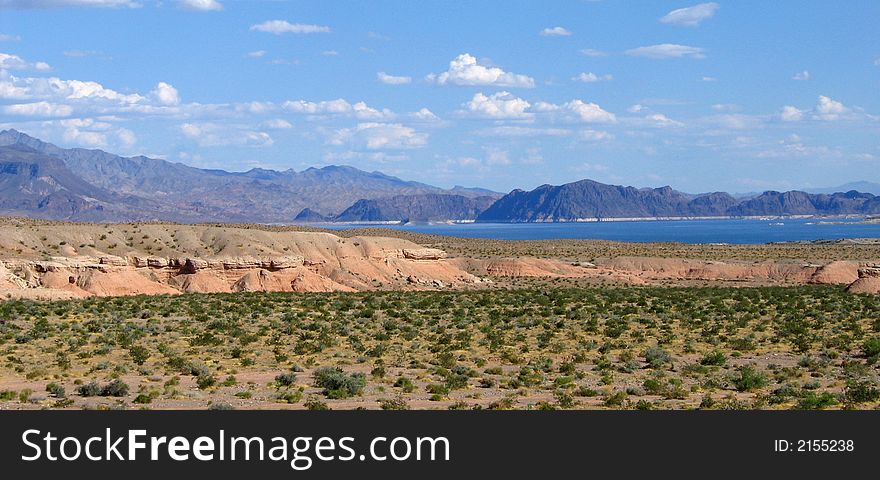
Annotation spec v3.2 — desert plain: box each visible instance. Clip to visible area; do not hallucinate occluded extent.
[0,217,878,410]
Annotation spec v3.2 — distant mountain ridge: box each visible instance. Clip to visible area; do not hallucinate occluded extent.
[477,179,880,222]
[332,194,498,222]
[1,129,877,224]
[805,181,880,196]
[0,129,498,222]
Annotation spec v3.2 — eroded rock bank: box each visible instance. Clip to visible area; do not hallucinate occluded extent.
[846,266,880,294]
[0,223,876,299]
[0,230,486,299]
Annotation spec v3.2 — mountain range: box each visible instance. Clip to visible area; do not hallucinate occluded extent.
[0,129,877,224]
[476,180,880,222]
[0,129,496,222]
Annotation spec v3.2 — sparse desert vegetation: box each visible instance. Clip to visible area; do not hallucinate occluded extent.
[1,285,879,410]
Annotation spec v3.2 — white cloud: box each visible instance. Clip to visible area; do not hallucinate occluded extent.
[331,122,427,150]
[562,99,616,123]
[627,104,644,113]
[0,52,50,70]
[150,81,180,106]
[579,48,607,57]
[283,98,393,120]
[523,148,544,165]
[573,72,613,83]
[178,0,222,11]
[792,70,810,81]
[875,58,880,66]
[540,26,571,37]
[464,91,531,119]
[54,78,143,102]
[321,50,339,56]
[532,101,560,112]
[780,105,804,121]
[250,20,331,35]
[455,156,481,168]
[117,127,136,147]
[0,74,144,104]
[62,126,106,147]
[350,102,392,120]
[0,53,27,69]
[478,126,571,137]
[580,130,612,142]
[247,50,267,58]
[659,3,719,26]
[485,147,511,165]
[708,114,762,130]
[2,101,72,117]
[756,142,843,160]
[645,113,684,127]
[236,101,275,114]
[427,53,535,88]
[283,98,352,114]
[377,72,411,85]
[63,49,102,58]
[712,103,740,112]
[625,44,706,59]
[260,118,292,130]
[180,123,201,137]
[575,162,610,173]
[0,33,21,42]
[701,76,717,81]
[0,0,141,7]
[411,107,439,121]
[267,58,298,66]
[180,122,273,147]
[813,95,848,120]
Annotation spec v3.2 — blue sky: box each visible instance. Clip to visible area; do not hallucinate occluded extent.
[1,0,878,193]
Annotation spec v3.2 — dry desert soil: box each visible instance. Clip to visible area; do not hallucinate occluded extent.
[0,217,878,410]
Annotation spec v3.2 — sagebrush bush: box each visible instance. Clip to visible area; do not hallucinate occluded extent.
[644,346,672,369]
[731,365,768,392]
[275,372,297,387]
[313,367,366,399]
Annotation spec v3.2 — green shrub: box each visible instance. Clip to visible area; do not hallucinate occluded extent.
[554,390,575,408]
[576,386,599,397]
[699,351,727,366]
[378,396,410,410]
[425,384,449,395]
[304,397,330,410]
[844,379,880,404]
[863,337,880,361]
[196,374,216,390]
[393,376,415,393]
[797,391,837,410]
[128,345,150,366]
[275,390,303,404]
[731,365,768,392]
[76,382,102,397]
[644,346,672,369]
[46,383,65,398]
[603,391,627,407]
[274,372,297,387]
[313,367,366,399]
[133,394,152,404]
[101,379,129,397]
[19,388,32,403]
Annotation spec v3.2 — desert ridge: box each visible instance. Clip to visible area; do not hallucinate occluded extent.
[0,225,487,299]
[0,221,877,299]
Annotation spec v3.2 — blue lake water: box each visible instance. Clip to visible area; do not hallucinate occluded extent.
[317,219,880,244]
